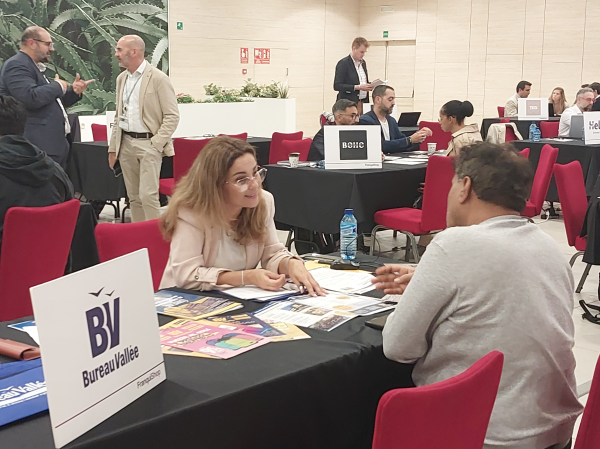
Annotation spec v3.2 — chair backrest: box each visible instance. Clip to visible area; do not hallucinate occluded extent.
[419,121,452,151]
[91,123,108,141]
[554,161,588,248]
[319,113,329,127]
[529,144,559,215]
[540,121,560,138]
[218,133,248,141]
[574,355,600,449]
[269,131,303,164]
[498,106,505,117]
[421,155,456,232]
[372,351,504,449]
[505,124,519,142]
[172,138,212,181]
[281,138,312,162]
[0,200,80,321]
[95,220,170,291]
[520,147,530,159]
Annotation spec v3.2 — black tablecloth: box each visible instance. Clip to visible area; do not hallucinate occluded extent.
[0,253,413,449]
[481,117,561,140]
[511,139,600,202]
[70,202,100,272]
[265,162,427,234]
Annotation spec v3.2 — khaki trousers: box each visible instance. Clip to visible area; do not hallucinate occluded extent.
[119,135,163,223]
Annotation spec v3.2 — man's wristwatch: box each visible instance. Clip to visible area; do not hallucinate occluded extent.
[407,136,412,145]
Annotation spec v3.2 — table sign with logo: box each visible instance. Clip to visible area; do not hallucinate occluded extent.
[324,125,382,169]
[584,111,600,145]
[518,98,549,120]
[30,249,165,448]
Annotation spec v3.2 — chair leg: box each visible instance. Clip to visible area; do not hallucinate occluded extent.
[370,225,388,256]
[569,251,584,267]
[576,264,592,293]
[405,231,420,263]
[404,235,411,262]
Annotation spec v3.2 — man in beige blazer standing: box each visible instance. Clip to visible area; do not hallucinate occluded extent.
[108,35,179,222]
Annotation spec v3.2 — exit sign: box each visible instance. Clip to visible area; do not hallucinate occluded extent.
[383,31,388,38]
[176,22,183,30]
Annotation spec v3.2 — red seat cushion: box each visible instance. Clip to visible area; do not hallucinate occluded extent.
[521,201,536,218]
[374,208,424,235]
[159,178,175,197]
[575,235,587,252]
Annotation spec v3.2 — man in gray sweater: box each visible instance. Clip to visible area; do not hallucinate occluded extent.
[372,142,582,449]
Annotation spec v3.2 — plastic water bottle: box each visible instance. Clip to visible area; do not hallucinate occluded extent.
[340,209,357,260]
[532,124,541,142]
[529,123,536,140]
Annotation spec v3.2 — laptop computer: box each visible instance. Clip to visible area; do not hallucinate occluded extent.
[569,114,584,139]
[397,112,421,127]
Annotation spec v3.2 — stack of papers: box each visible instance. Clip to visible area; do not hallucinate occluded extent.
[308,267,376,294]
[154,290,242,320]
[222,284,300,302]
[295,292,395,316]
[255,301,355,332]
[386,159,427,165]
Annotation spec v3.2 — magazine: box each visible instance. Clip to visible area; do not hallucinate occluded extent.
[154,290,242,320]
[255,301,355,332]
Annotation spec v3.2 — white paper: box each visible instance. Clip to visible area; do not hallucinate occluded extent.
[308,267,376,294]
[255,301,355,331]
[386,159,426,165]
[23,326,40,345]
[223,284,299,301]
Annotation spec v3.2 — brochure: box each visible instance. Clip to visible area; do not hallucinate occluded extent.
[0,359,47,426]
[261,320,311,342]
[160,319,218,359]
[160,320,271,359]
[255,301,355,332]
[294,292,395,316]
[154,290,242,320]
[203,313,285,338]
[308,267,376,294]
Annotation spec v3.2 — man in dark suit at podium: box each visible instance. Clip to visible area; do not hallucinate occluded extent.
[333,37,373,115]
[0,26,93,168]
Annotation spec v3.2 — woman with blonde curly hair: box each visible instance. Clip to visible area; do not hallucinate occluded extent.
[160,136,323,296]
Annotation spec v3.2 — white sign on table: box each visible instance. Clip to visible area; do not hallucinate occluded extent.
[518,98,549,120]
[30,250,165,448]
[324,125,382,169]
[584,111,600,145]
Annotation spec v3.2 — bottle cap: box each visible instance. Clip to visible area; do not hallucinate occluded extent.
[345,208,353,214]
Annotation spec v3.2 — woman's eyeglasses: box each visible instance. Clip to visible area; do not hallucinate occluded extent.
[226,167,267,191]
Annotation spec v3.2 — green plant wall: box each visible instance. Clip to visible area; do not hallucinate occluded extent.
[0,0,169,114]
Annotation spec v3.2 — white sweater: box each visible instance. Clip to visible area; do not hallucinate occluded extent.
[383,215,583,449]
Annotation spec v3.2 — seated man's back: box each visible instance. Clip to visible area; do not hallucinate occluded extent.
[376,143,582,449]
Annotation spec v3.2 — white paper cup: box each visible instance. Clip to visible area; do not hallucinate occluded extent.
[289,152,300,168]
[427,143,437,155]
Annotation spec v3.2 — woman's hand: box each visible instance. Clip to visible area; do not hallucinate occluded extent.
[287,259,326,297]
[246,269,286,291]
[371,264,416,294]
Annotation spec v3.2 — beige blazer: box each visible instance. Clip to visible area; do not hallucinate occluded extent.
[160,191,296,290]
[109,62,180,158]
[445,124,483,156]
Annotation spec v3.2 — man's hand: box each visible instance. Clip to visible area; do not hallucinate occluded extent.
[371,264,416,294]
[72,73,95,95]
[54,74,69,93]
[410,129,431,144]
[108,152,117,169]
[356,83,374,92]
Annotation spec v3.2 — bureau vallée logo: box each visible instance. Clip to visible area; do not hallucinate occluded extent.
[82,287,140,388]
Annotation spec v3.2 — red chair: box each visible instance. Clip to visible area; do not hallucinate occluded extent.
[269,131,303,164]
[498,106,505,117]
[372,351,504,449]
[574,355,600,449]
[505,125,519,142]
[521,144,559,218]
[540,121,560,138]
[319,113,329,127]
[91,123,108,141]
[218,133,248,141]
[0,200,80,321]
[95,220,170,291]
[370,155,455,262]
[419,121,452,152]
[500,118,510,123]
[281,138,312,162]
[520,147,530,159]
[159,138,212,197]
[554,161,591,292]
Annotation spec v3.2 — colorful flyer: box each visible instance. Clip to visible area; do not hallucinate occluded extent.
[154,290,242,320]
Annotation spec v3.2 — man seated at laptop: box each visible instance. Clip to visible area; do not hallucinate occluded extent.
[308,99,359,161]
[504,80,531,117]
[0,95,73,254]
[558,87,595,137]
[359,85,431,154]
[371,142,582,449]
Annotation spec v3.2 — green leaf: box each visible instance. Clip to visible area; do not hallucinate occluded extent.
[150,36,167,67]
[100,3,162,17]
[72,4,117,47]
[103,18,166,38]
[49,9,82,31]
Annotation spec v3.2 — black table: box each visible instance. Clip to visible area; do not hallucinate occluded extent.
[481,117,560,140]
[511,139,600,202]
[0,254,413,449]
[265,162,427,234]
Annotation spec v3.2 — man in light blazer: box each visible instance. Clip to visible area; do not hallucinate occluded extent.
[333,37,373,115]
[108,35,180,222]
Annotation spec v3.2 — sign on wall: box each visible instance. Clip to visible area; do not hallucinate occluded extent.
[240,48,249,64]
[584,111,600,144]
[254,48,271,64]
[30,250,165,448]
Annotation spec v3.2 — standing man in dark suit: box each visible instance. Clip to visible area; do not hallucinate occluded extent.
[334,37,373,115]
[0,26,94,168]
